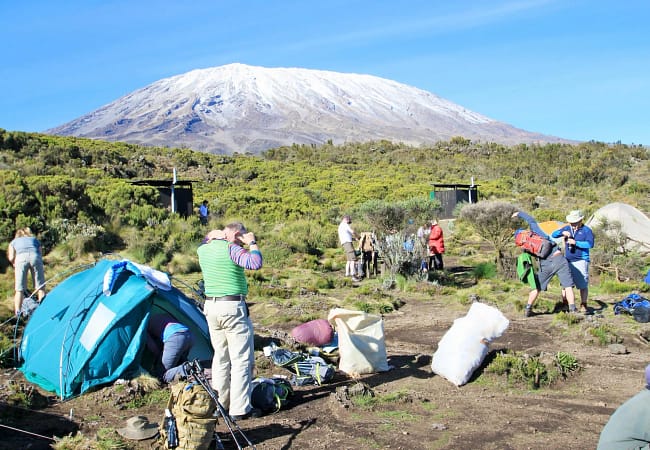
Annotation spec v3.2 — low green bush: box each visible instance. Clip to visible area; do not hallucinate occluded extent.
[486,350,580,389]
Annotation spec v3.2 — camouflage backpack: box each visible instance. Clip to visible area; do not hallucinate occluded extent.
[159,381,217,450]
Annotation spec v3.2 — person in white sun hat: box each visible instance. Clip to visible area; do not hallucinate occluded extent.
[552,209,595,314]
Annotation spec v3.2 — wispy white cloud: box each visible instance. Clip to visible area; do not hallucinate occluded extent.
[275,0,562,54]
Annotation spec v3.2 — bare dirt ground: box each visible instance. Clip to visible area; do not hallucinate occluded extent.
[2,270,649,450]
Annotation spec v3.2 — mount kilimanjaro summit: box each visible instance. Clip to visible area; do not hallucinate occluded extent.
[48,63,567,155]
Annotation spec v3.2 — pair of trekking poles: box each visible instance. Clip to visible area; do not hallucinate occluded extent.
[177,359,257,450]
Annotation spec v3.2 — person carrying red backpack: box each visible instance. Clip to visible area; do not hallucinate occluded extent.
[512,210,577,317]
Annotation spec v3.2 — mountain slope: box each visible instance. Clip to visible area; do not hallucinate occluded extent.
[48,63,569,154]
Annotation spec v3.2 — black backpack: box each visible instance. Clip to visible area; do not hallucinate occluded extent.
[250,377,294,414]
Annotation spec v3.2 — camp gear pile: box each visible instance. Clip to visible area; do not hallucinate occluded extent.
[270,347,335,385]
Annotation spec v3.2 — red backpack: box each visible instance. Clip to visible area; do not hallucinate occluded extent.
[515,230,554,259]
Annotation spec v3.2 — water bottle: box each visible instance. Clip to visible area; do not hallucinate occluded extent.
[165,408,178,448]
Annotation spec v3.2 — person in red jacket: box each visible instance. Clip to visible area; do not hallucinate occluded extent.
[428,220,445,270]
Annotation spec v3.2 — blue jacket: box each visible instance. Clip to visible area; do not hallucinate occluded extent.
[551,224,594,262]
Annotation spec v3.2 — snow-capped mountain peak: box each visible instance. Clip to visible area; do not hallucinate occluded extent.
[48,63,567,154]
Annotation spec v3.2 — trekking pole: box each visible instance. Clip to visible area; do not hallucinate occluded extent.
[182,360,257,450]
[184,360,256,450]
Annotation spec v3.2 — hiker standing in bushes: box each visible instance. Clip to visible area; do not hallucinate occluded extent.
[197,222,263,421]
[428,219,445,271]
[417,221,431,247]
[338,215,361,281]
[199,200,209,225]
[512,211,577,317]
[551,209,595,314]
[146,313,193,383]
[7,227,46,316]
[358,231,378,278]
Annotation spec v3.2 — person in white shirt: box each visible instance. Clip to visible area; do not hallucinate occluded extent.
[338,215,359,281]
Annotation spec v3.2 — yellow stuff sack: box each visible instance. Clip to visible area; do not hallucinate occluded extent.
[159,381,217,450]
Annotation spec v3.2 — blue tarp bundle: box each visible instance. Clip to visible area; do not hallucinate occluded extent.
[613,293,650,323]
[613,293,650,315]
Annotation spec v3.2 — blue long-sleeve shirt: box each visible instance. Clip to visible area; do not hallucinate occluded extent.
[551,224,594,262]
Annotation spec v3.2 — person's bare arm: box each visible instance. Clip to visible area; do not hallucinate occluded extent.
[6,245,15,266]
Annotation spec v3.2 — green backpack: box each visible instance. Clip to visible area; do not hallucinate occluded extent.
[159,381,217,450]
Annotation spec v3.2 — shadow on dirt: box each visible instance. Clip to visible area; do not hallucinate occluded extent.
[465,349,503,384]
[0,402,78,450]
[548,299,609,315]
[338,352,434,390]
[242,418,317,449]
[437,265,477,289]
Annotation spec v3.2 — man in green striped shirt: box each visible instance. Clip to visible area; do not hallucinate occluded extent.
[197,222,263,420]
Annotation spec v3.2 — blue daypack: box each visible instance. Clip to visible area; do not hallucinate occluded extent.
[613,293,650,323]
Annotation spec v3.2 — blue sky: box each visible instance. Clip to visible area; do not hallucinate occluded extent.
[1,0,648,145]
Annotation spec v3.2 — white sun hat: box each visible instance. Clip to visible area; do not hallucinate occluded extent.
[566,210,584,223]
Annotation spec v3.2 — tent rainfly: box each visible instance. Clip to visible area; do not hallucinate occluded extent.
[586,202,650,254]
[19,258,213,400]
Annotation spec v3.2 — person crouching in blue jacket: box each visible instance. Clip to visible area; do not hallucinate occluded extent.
[146,313,193,383]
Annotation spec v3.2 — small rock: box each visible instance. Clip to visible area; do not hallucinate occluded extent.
[608,343,628,354]
[432,423,448,431]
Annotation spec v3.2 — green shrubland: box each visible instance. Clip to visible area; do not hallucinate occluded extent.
[0,129,649,322]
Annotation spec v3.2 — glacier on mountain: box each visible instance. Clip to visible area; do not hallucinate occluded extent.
[48,63,567,154]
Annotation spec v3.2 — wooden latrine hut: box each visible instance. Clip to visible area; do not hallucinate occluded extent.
[130,179,195,218]
[430,183,479,219]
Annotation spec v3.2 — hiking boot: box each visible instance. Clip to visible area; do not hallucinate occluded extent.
[230,408,262,421]
[524,307,532,318]
[579,303,589,314]
[351,276,361,282]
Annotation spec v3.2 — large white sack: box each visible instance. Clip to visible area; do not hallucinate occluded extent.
[431,302,509,386]
[328,308,390,376]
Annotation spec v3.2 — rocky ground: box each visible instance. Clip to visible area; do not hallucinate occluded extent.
[1,279,649,450]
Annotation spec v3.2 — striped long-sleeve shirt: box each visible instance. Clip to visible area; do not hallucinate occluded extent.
[228,243,263,269]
